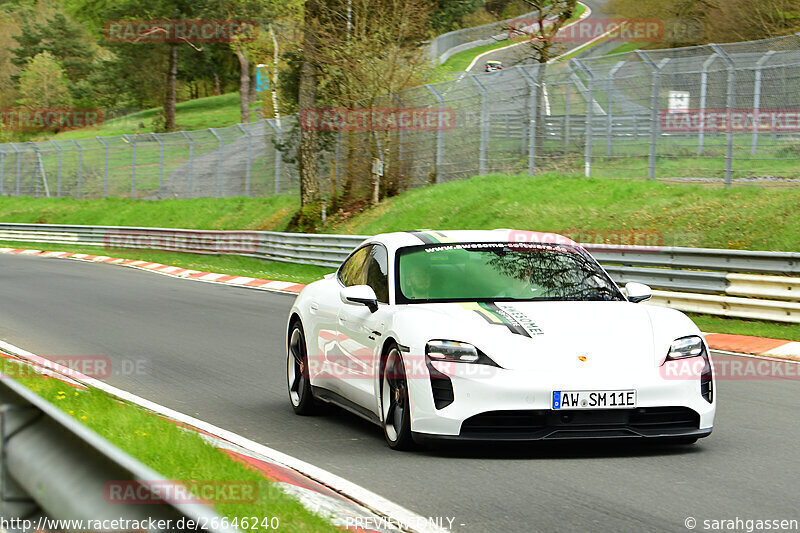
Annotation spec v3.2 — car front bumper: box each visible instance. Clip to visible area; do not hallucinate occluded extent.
[408,358,716,440]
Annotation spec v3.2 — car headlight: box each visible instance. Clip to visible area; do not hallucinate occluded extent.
[426,340,480,363]
[666,335,705,360]
[425,340,501,367]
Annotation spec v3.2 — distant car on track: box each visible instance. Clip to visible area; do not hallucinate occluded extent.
[285,230,715,450]
[484,60,503,72]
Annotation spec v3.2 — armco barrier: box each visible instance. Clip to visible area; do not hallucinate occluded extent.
[0,371,235,530]
[0,223,798,322]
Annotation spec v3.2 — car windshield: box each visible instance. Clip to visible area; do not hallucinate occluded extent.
[396,242,624,303]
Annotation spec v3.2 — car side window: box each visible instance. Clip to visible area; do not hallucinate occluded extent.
[363,245,389,303]
[339,245,372,287]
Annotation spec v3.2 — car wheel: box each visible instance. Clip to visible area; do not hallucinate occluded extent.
[287,321,318,415]
[381,344,415,450]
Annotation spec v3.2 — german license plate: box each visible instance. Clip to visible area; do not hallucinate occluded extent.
[552,390,636,410]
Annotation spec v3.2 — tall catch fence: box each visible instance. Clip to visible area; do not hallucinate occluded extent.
[1,34,800,199]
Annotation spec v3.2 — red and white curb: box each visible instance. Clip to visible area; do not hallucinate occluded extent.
[0,340,448,533]
[704,333,800,361]
[0,247,307,294]
[3,246,798,362]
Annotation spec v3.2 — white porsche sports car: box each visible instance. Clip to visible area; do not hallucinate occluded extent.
[286,230,715,450]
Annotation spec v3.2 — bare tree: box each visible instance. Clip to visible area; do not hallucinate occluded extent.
[513,0,578,64]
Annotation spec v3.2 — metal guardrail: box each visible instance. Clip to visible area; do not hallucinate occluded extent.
[0,369,235,531]
[0,223,798,323]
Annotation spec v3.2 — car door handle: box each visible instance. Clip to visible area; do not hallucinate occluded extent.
[310,302,320,312]
[338,316,347,323]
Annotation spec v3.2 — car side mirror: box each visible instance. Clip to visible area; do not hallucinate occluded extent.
[625,282,652,303]
[340,285,379,313]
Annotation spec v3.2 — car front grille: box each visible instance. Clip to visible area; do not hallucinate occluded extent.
[459,407,701,439]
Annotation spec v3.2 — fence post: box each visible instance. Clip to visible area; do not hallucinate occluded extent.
[518,67,538,176]
[97,137,109,198]
[469,76,488,176]
[564,84,571,150]
[10,143,20,196]
[424,84,445,184]
[31,143,50,198]
[607,61,626,157]
[181,131,194,196]
[751,51,775,155]
[335,131,342,187]
[123,134,136,198]
[0,146,4,195]
[209,128,223,197]
[267,119,282,195]
[71,139,82,199]
[711,44,735,188]
[572,59,595,178]
[636,51,670,180]
[51,140,62,198]
[237,124,252,197]
[151,133,164,190]
[698,53,718,156]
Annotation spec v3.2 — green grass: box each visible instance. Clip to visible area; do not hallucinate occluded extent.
[438,3,587,72]
[3,359,338,532]
[328,173,800,252]
[52,93,263,141]
[0,240,331,285]
[606,41,645,55]
[0,196,299,231]
[689,314,800,342]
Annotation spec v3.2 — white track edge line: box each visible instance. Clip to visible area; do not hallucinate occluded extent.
[463,2,592,73]
[0,339,446,533]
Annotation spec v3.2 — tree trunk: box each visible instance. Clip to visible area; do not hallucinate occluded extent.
[164,44,178,131]
[298,55,319,206]
[298,1,320,207]
[213,72,221,96]
[249,70,257,102]
[236,45,250,123]
[269,24,281,121]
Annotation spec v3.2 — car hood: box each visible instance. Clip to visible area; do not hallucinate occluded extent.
[399,300,661,371]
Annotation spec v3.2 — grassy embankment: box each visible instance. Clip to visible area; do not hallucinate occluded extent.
[1,173,798,339]
[1,358,338,532]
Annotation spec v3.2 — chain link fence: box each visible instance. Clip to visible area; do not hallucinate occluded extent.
[1,34,799,200]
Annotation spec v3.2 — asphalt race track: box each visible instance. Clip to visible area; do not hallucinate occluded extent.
[469,0,612,72]
[1,253,797,532]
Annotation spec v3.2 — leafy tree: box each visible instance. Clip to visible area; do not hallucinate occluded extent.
[17,51,73,109]
[430,0,483,32]
[100,0,202,131]
[10,11,96,102]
